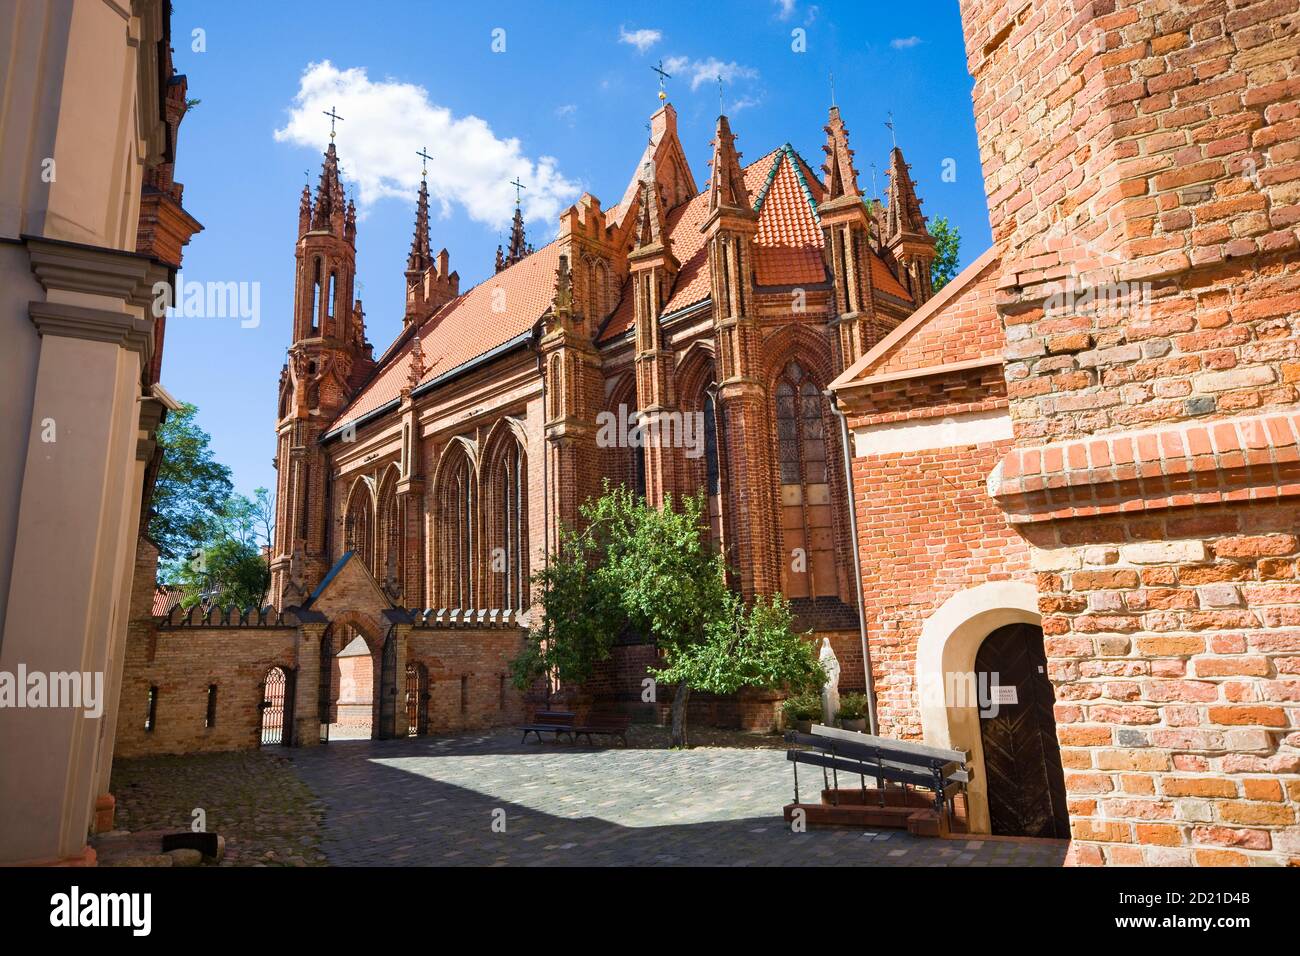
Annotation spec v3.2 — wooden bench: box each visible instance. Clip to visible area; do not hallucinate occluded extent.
[519,710,576,744]
[783,725,969,835]
[572,710,631,747]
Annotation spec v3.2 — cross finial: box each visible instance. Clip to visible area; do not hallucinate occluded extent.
[718,75,725,115]
[829,71,836,108]
[885,111,896,147]
[416,146,433,177]
[322,105,344,140]
[652,59,671,101]
[510,177,526,205]
[870,162,878,198]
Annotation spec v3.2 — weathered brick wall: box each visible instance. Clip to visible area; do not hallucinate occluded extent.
[958,0,1300,863]
[405,626,529,731]
[853,435,1031,739]
[116,624,298,757]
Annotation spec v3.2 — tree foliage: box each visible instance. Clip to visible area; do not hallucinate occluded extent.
[149,403,233,570]
[174,487,274,609]
[514,483,825,746]
[930,216,961,292]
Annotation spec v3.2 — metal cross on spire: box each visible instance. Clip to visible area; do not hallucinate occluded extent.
[717,75,725,115]
[322,105,345,140]
[652,59,671,101]
[416,146,433,177]
[509,177,526,205]
[885,111,897,147]
[829,71,836,108]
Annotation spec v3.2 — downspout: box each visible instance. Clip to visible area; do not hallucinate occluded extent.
[827,390,878,735]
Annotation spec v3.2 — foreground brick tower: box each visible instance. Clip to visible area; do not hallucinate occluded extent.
[959,0,1300,864]
[271,138,373,607]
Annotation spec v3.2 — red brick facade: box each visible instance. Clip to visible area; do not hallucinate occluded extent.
[825,0,1299,864]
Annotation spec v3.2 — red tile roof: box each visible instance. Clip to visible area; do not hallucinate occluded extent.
[332,241,561,427]
[337,143,914,425]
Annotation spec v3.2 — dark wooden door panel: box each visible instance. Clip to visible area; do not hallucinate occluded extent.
[976,623,1070,839]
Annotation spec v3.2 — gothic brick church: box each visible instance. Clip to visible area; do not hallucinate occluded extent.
[267,100,936,711]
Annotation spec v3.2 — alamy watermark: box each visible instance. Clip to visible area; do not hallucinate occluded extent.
[595,403,705,459]
[152,273,261,329]
[0,665,103,718]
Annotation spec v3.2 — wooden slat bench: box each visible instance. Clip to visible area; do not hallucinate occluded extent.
[572,710,631,747]
[519,710,576,744]
[782,725,970,835]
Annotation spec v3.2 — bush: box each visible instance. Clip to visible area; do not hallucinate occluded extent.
[781,691,823,722]
[836,693,868,722]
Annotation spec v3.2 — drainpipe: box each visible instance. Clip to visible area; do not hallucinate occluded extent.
[827,390,879,735]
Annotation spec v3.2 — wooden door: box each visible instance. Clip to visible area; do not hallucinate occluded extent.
[975,623,1070,839]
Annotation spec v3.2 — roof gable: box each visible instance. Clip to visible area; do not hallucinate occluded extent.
[830,246,1002,391]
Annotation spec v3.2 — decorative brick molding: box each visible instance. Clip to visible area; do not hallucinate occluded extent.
[407,607,526,629]
[990,410,1300,523]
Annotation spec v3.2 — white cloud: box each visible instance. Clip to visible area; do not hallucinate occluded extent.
[728,96,762,113]
[619,26,662,53]
[274,61,580,234]
[774,0,797,20]
[891,36,923,49]
[663,55,759,92]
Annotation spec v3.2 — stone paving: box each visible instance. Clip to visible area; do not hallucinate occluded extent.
[101,750,326,866]
[286,730,1069,866]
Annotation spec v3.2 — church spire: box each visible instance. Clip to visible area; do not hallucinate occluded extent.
[407,175,431,275]
[496,183,533,273]
[707,113,751,214]
[298,183,312,237]
[884,145,927,242]
[310,141,348,241]
[821,105,863,202]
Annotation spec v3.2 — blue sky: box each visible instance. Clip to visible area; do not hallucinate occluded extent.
[166,0,989,499]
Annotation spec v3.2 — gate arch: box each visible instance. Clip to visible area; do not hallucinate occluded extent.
[259,666,294,747]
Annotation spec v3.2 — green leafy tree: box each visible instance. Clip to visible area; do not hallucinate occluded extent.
[515,484,823,747]
[176,536,269,610]
[658,591,825,698]
[930,216,961,292]
[149,403,233,575]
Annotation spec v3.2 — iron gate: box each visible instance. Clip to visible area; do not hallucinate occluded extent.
[260,666,288,746]
[406,662,429,737]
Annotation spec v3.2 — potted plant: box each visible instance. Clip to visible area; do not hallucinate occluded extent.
[836,693,869,733]
[781,691,823,734]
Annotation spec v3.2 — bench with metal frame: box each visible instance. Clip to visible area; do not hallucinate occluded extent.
[571,710,632,747]
[519,710,576,744]
[784,724,969,832]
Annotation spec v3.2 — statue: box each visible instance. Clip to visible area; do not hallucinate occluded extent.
[819,637,841,727]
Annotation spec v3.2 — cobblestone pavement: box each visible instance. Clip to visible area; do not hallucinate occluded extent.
[287,731,1069,866]
[101,751,326,866]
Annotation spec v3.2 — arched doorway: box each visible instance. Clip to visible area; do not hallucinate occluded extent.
[331,633,374,739]
[405,662,429,737]
[974,623,1069,839]
[259,666,294,747]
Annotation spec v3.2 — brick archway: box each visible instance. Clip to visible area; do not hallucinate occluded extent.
[323,610,390,740]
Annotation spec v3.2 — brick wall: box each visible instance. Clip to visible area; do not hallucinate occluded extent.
[405,626,529,732]
[116,624,297,757]
[957,0,1300,863]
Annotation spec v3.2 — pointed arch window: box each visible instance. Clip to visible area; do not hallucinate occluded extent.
[493,438,529,611]
[310,258,322,336]
[703,391,725,553]
[380,480,401,599]
[775,361,835,598]
[344,481,374,571]
[438,447,478,609]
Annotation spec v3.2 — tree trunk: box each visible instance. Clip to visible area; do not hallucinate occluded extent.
[670,681,691,748]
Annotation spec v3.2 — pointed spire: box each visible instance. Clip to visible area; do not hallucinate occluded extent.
[707,114,751,214]
[884,146,927,241]
[407,176,431,275]
[821,105,863,203]
[298,184,312,236]
[634,177,669,251]
[497,201,531,272]
[311,141,347,238]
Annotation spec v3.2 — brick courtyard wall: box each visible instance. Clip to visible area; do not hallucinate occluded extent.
[116,623,298,757]
[405,626,529,732]
[958,0,1300,864]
